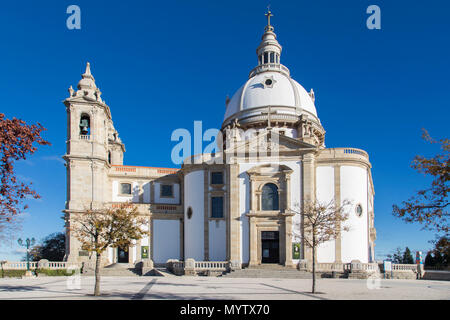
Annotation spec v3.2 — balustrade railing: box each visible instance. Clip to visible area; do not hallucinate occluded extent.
[1,261,79,270]
[79,135,91,141]
[391,264,418,272]
[195,261,229,270]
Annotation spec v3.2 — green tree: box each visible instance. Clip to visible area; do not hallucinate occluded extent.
[424,251,435,267]
[432,236,449,266]
[392,130,449,236]
[29,232,66,261]
[387,247,403,264]
[71,206,148,296]
[402,247,414,264]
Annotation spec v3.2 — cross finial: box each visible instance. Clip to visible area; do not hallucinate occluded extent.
[265,7,273,27]
[265,7,274,32]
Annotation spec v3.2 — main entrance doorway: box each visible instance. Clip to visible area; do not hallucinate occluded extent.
[117,247,129,263]
[261,231,279,263]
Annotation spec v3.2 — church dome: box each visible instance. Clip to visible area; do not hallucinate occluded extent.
[223,71,317,122]
[222,10,319,130]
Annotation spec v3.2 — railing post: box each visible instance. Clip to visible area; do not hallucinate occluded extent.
[38,259,49,269]
[184,258,196,276]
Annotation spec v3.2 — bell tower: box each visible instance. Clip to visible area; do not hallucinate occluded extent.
[62,62,125,262]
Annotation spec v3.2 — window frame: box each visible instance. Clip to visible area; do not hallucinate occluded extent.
[211,196,224,219]
[211,171,224,185]
[119,182,132,196]
[160,183,175,198]
[261,183,280,211]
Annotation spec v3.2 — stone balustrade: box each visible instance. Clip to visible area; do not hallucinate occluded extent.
[1,260,79,270]
[110,165,179,178]
[392,264,418,272]
[195,261,229,270]
[167,259,230,276]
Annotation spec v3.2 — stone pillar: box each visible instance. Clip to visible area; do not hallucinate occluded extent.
[140,259,154,276]
[302,152,316,262]
[228,164,241,264]
[334,165,342,263]
[285,175,291,213]
[248,216,258,267]
[283,214,294,268]
[184,258,196,276]
[203,170,209,261]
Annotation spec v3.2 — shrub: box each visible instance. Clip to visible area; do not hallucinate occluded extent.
[0,269,27,278]
[35,268,78,276]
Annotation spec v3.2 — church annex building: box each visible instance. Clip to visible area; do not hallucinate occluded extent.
[63,12,376,270]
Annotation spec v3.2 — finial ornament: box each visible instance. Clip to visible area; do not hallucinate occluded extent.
[265,8,274,31]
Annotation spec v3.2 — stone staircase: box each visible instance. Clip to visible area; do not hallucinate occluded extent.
[221,264,312,279]
[82,263,141,276]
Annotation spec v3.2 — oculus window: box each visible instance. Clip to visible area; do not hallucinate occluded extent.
[356,204,363,217]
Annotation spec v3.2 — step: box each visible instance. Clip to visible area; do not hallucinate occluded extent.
[221,268,312,279]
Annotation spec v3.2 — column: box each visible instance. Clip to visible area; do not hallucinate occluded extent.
[229,164,241,263]
[248,216,258,266]
[284,215,294,267]
[302,152,316,263]
[334,165,342,263]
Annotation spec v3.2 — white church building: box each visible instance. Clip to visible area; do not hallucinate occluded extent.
[63,12,376,270]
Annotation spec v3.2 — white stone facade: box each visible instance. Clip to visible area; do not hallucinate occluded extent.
[63,16,376,268]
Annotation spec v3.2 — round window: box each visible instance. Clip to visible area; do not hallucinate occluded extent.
[265,79,273,86]
[355,204,363,217]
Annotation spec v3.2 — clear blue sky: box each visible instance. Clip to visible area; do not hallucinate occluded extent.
[0,0,448,260]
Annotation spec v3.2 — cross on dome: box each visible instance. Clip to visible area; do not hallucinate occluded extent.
[265,8,274,31]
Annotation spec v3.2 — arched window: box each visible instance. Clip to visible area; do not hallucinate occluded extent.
[108,151,112,165]
[79,114,90,136]
[187,207,193,219]
[262,183,279,211]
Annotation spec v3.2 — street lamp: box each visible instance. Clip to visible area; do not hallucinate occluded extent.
[17,237,35,273]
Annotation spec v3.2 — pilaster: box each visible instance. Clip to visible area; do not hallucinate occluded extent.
[334,165,342,263]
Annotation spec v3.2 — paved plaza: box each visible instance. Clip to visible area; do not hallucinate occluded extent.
[0,276,448,300]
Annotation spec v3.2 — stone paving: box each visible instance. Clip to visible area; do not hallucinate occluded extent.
[0,276,448,300]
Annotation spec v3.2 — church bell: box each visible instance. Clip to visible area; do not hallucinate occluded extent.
[80,119,89,135]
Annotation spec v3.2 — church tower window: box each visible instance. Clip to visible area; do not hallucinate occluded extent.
[262,183,279,211]
[79,114,90,136]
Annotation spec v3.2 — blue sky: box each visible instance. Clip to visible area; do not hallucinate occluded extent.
[0,0,448,260]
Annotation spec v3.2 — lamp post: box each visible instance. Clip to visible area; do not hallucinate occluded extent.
[17,237,35,276]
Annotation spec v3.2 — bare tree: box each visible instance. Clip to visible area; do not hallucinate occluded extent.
[71,205,148,296]
[291,199,351,293]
